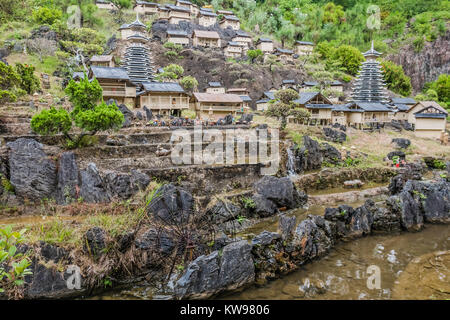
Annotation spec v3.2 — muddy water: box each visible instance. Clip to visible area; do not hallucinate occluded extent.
[222,224,450,300]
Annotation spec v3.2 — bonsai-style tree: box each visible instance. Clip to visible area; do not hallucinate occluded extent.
[31,75,124,148]
[180,76,198,94]
[265,89,299,130]
[247,49,263,64]
[290,108,311,124]
[156,64,184,81]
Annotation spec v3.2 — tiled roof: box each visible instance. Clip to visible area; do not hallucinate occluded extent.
[199,10,217,17]
[208,81,222,87]
[193,30,220,39]
[142,82,185,93]
[222,15,240,21]
[391,97,416,104]
[416,101,448,114]
[227,41,240,46]
[235,30,250,37]
[354,102,391,112]
[394,104,410,111]
[193,92,243,103]
[256,99,270,104]
[167,29,188,36]
[275,47,294,54]
[239,95,252,102]
[90,55,113,62]
[294,92,319,105]
[303,81,318,86]
[282,79,295,84]
[90,66,130,81]
[263,91,275,100]
[414,113,447,119]
[167,5,190,12]
[305,104,333,109]
[72,72,86,79]
[296,40,314,45]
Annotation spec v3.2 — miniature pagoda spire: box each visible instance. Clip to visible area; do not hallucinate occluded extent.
[350,40,389,103]
[121,15,155,86]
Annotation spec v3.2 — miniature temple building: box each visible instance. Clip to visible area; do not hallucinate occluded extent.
[89,66,137,105]
[391,97,416,121]
[138,82,190,116]
[192,92,245,120]
[300,81,319,92]
[167,5,191,24]
[274,47,294,63]
[295,41,314,55]
[96,0,116,10]
[198,10,218,27]
[192,30,221,48]
[256,38,274,54]
[256,91,276,112]
[330,80,343,92]
[219,15,240,30]
[122,17,155,87]
[231,30,252,51]
[282,79,296,90]
[166,30,189,45]
[291,92,333,125]
[119,15,148,40]
[157,5,170,19]
[406,101,448,139]
[224,41,242,58]
[133,1,158,16]
[350,41,389,104]
[90,55,115,68]
[206,81,226,94]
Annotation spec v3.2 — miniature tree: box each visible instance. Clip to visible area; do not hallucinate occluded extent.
[180,76,198,94]
[265,89,299,130]
[31,75,124,148]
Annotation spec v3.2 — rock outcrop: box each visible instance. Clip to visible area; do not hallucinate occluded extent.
[174,240,254,299]
[7,138,57,201]
[56,152,79,205]
[252,175,307,217]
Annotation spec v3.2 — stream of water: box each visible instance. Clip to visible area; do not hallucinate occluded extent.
[222,224,450,300]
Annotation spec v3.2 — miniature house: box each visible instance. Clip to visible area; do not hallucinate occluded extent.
[166,30,189,45]
[219,15,240,30]
[192,30,221,48]
[224,41,242,58]
[192,92,245,120]
[133,1,158,16]
[406,101,448,139]
[232,30,252,51]
[198,10,217,27]
[206,82,226,94]
[96,0,116,10]
[295,41,314,55]
[139,82,190,116]
[167,5,191,24]
[90,55,115,68]
[256,38,273,54]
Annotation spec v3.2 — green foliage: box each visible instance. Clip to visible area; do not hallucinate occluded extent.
[0,174,15,193]
[433,159,446,169]
[32,6,62,25]
[156,64,185,81]
[423,74,450,105]
[0,61,20,90]
[380,60,412,96]
[241,197,256,210]
[0,226,32,294]
[31,107,72,135]
[180,76,198,94]
[74,101,124,132]
[0,90,17,104]
[266,89,300,130]
[65,76,103,112]
[247,49,263,63]
[332,45,364,76]
[15,63,40,94]
[31,76,123,148]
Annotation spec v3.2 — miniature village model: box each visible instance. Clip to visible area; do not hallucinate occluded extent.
[0,0,448,304]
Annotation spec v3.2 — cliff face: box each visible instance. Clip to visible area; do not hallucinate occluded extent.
[386,31,450,93]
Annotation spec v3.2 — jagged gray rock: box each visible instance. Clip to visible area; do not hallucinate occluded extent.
[56,152,79,204]
[79,163,110,203]
[7,138,57,201]
[174,240,254,299]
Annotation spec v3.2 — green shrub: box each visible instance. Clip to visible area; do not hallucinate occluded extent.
[381,60,412,96]
[0,226,33,295]
[15,63,40,94]
[32,7,62,25]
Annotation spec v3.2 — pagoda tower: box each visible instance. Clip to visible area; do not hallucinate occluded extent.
[350,41,389,103]
[122,13,155,86]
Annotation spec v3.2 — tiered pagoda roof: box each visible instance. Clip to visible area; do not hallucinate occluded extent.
[120,13,155,86]
[350,41,389,103]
